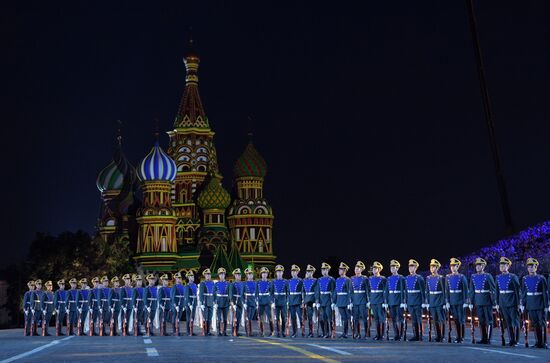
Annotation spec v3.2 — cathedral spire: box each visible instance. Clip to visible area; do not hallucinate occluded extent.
[174,36,209,129]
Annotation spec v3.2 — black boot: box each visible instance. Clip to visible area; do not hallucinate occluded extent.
[534,327,548,349]
[435,323,442,342]
[291,319,297,338]
[364,322,369,339]
[409,323,420,341]
[393,322,400,340]
[269,321,274,336]
[340,321,348,338]
[477,324,487,344]
[487,324,493,344]
[373,323,382,340]
[508,326,515,346]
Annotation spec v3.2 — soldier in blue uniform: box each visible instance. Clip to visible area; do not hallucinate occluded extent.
[257,266,274,337]
[109,276,121,336]
[243,268,258,336]
[158,274,173,335]
[386,260,406,341]
[133,275,147,336]
[171,272,185,336]
[351,261,369,339]
[317,262,335,338]
[288,264,304,338]
[214,267,231,336]
[31,279,45,336]
[405,259,426,341]
[88,277,102,336]
[303,265,318,338]
[42,280,55,336]
[53,279,68,336]
[230,268,245,336]
[184,271,198,336]
[23,280,35,336]
[425,259,447,342]
[66,278,79,336]
[334,262,352,338]
[272,264,289,337]
[468,257,497,344]
[100,276,111,336]
[446,258,468,343]
[520,258,548,349]
[145,274,159,336]
[369,261,387,340]
[495,257,521,346]
[77,278,90,336]
[120,274,134,336]
[199,269,215,336]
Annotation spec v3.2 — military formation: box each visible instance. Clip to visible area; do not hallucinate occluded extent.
[22,257,549,348]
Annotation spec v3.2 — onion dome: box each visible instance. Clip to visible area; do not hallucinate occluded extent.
[96,148,135,192]
[137,142,177,182]
[234,141,267,178]
[197,176,231,210]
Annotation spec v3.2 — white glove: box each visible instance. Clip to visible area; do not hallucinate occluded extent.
[468,304,473,310]
[382,303,388,309]
[400,303,407,309]
[421,304,429,309]
[188,303,193,309]
[214,304,218,310]
[493,305,499,310]
[347,303,353,310]
[200,304,205,311]
[271,303,275,309]
[366,302,371,309]
[519,305,524,312]
[315,303,320,309]
[243,304,247,310]
[544,307,549,313]
[230,302,235,307]
[445,303,450,310]
[147,307,151,313]
[331,303,336,310]
[462,303,469,309]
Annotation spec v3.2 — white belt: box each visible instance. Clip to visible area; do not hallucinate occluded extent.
[68,300,76,303]
[217,294,229,297]
[34,300,41,302]
[203,293,213,296]
[161,298,171,300]
[245,293,255,297]
[147,298,157,300]
[527,292,542,296]
[234,295,241,297]
[44,301,53,304]
[353,290,366,293]
[320,291,331,295]
[123,298,132,300]
[57,301,66,304]
[408,290,421,293]
[474,290,490,293]
[289,292,301,295]
[175,295,184,298]
[258,293,270,296]
[388,291,400,294]
[429,291,443,295]
[337,292,348,295]
[111,299,119,301]
[136,299,143,301]
[305,292,315,295]
[370,290,383,293]
[449,290,462,293]
[499,290,514,294]
[101,299,108,301]
[274,293,286,296]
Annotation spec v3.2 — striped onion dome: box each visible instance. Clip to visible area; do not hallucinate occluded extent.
[234,141,267,178]
[197,176,231,210]
[137,142,177,182]
[96,148,134,192]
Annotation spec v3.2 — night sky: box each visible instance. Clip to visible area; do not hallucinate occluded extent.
[5,1,549,269]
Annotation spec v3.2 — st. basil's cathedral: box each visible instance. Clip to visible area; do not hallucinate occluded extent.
[95,42,276,275]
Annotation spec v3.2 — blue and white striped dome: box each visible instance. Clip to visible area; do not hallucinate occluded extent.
[137,142,177,182]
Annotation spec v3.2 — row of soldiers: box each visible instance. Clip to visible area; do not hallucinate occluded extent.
[22,257,549,348]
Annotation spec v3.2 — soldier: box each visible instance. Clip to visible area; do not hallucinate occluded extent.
[494,257,521,346]
[171,272,185,336]
[351,261,368,339]
[23,280,35,336]
[88,277,102,336]
[405,259,426,341]
[99,276,111,336]
[133,275,147,336]
[369,261,387,340]
[158,274,172,336]
[199,269,215,336]
[31,279,45,336]
[109,276,121,336]
[257,266,274,337]
[386,260,406,341]
[303,265,318,338]
[446,258,468,343]
[184,271,198,336]
[77,278,90,336]
[145,274,159,336]
[53,279,68,336]
[425,259,447,342]
[243,268,258,336]
[520,258,548,349]
[469,257,497,344]
[229,268,245,336]
[317,262,335,338]
[288,264,304,338]
[42,280,55,336]
[120,274,134,336]
[272,265,289,337]
[66,278,79,336]
[214,267,230,336]
[334,262,352,338]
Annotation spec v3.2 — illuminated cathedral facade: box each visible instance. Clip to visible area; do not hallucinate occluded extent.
[95,43,276,274]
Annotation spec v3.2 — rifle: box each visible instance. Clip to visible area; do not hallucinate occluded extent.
[23,308,29,336]
[30,308,36,336]
[385,307,390,340]
[232,305,237,337]
[99,300,104,336]
[122,307,127,336]
[175,305,180,336]
[350,309,354,339]
[55,308,60,336]
[301,305,306,337]
[315,305,320,337]
[133,306,139,336]
[522,310,529,348]
[88,300,94,336]
[331,307,336,338]
[109,306,115,336]
[285,304,290,337]
[426,307,432,342]
[41,309,46,336]
[160,301,166,336]
[470,306,475,344]
[366,306,372,337]
[243,304,249,336]
[447,308,452,343]
[76,307,82,336]
[496,307,505,346]
[66,307,70,336]
[402,307,408,341]
[146,301,153,336]
[189,301,195,336]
